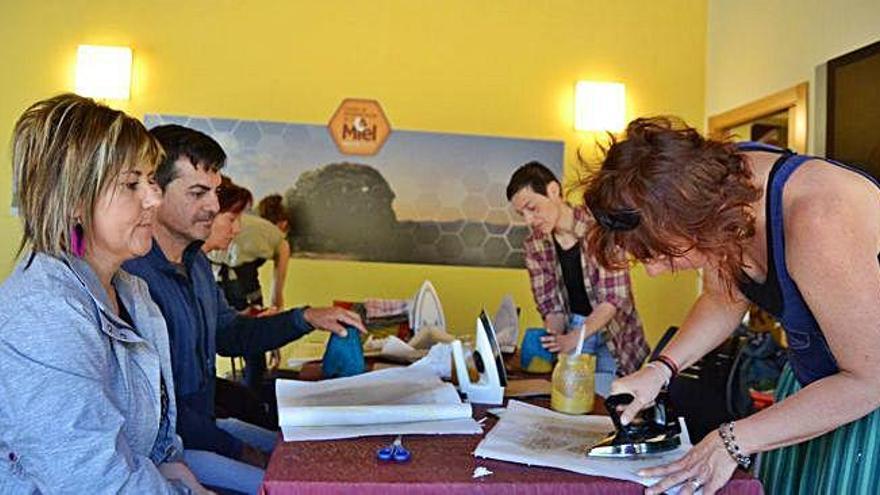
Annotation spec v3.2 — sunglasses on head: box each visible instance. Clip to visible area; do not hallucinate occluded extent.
[590,206,641,232]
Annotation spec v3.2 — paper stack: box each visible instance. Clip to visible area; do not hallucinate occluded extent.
[277,366,482,441]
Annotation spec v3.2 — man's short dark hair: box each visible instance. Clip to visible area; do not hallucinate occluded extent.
[150,124,227,190]
[506,161,560,201]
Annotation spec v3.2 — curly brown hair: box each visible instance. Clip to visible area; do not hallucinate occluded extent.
[583,116,762,291]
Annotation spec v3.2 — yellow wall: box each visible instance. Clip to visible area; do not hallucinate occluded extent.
[706,0,880,153]
[0,0,704,353]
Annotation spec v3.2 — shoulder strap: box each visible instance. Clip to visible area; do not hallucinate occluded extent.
[736,141,793,155]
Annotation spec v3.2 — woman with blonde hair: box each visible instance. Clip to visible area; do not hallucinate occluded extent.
[0,94,211,494]
[585,117,880,494]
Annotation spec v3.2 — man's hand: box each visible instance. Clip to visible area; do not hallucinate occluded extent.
[304,307,366,336]
[239,444,270,469]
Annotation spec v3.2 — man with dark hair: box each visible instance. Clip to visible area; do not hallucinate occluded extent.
[125,124,365,494]
[507,161,648,393]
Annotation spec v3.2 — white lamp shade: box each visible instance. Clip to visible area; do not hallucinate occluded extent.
[574,81,625,131]
[75,45,132,100]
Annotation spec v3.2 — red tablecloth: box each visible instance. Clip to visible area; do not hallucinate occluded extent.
[264,361,764,494]
[263,409,762,494]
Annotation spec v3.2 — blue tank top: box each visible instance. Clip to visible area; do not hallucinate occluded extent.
[737,142,880,386]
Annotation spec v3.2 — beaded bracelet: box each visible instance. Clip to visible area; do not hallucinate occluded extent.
[652,354,680,378]
[719,421,751,469]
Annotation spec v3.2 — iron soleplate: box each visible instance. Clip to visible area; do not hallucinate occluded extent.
[587,434,681,458]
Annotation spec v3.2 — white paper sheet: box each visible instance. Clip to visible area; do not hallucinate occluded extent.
[281,403,472,427]
[473,400,692,487]
[410,342,453,378]
[379,336,428,362]
[281,418,482,442]
[277,366,482,441]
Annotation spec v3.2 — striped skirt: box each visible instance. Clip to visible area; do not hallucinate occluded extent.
[758,365,880,494]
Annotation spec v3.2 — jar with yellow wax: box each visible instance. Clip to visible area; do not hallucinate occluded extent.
[550,352,596,414]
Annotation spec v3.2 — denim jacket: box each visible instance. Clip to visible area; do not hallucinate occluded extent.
[0,253,188,494]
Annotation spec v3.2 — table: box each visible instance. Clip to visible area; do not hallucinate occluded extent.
[262,360,764,494]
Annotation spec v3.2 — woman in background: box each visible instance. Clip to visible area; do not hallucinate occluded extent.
[203,176,251,257]
[221,193,292,391]
[204,177,280,430]
[228,194,292,312]
[0,94,211,494]
[584,116,880,494]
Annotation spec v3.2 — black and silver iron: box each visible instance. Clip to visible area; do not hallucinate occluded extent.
[587,392,681,458]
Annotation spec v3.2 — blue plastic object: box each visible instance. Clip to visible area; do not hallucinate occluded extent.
[321,326,365,378]
[520,327,556,373]
[377,436,411,463]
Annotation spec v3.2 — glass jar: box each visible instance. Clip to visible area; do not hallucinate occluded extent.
[550,353,596,414]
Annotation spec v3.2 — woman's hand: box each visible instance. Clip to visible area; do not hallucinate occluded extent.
[640,429,738,495]
[540,331,580,354]
[544,313,567,335]
[253,306,283,369]
[268,349,281,370]
[609,365,667,425]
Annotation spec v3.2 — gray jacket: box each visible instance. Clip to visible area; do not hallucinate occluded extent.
[0,253,189,494]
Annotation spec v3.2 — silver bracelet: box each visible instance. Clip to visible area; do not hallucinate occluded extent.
[719,422,751,469]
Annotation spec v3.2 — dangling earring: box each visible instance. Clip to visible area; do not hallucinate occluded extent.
[70,222,85,257]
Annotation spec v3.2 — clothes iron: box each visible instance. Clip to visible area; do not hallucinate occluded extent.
[587,392,681,458]
[452,310,508,405]
[409,280,446,333]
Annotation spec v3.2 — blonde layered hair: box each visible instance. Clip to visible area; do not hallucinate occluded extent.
[12,94,164,258]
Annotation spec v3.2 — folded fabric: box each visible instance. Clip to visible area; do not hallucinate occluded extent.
[322,327,366,378]
[337,301,412,339]
[365,314,410,328]
[365,298,410,319]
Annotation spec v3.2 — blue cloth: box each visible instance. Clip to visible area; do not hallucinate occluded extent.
[124,241,313,459]
[737,143,880,386]
[520,328,556,371]
[0,253,188,493]
[322,327,365,378]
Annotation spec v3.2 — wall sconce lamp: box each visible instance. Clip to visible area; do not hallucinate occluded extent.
[574,81,625,132]
[75,45,132,100]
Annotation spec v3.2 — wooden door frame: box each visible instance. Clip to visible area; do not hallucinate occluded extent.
[707,82,808,153]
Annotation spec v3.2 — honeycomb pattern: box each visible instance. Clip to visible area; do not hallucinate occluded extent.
[483,236,510,265]
[414,223,441,245]
[436,234,465,259]
[460,194,490,220]
[144,113,563,268]
[461,223,488,248]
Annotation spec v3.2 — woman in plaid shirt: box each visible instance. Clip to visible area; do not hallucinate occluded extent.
[506,162,649,384]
